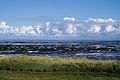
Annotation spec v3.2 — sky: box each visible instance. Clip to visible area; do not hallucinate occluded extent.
[0,0,120,40]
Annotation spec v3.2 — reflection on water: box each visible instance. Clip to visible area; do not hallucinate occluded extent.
[0,40,120,60]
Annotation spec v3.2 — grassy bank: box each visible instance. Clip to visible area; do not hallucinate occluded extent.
[0,71,120,80]
[0,56,120,74]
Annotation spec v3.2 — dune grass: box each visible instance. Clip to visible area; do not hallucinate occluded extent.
[0,56,120,80]
[0,56,120,74]
[0,71,120,80]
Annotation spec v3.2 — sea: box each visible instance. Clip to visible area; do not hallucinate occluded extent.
[0,40,120,60]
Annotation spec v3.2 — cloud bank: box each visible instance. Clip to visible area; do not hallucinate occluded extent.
[0,17,120,40]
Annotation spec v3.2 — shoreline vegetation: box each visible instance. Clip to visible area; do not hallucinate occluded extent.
[0,56,120,80]
[0,71,120,80]
[0,56,120,73]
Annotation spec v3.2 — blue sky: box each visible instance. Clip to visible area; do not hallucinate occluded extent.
[0,0,120,26]
[0,0,120,40]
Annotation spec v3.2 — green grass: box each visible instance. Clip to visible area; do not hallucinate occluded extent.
[0,56,120,80]
[0,71,120,80]
[0,56,120,73]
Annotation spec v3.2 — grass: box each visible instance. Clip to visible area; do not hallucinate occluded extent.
[0,56,120,73]
[0,56,120,80]
[0,71,120,80]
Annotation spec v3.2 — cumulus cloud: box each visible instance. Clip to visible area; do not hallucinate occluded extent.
[88,25,101,33]
[0,22,43,36]
[0,17,120,39]
[105,25,115,32]
[66,23,77,34]
[0,21,6,25]
[63,17,76,21]
[46,22,51,27]
[52,29,62,36]
[84,18,116,23]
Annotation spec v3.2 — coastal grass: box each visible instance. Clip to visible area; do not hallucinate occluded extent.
[0,71,120,80]
[0,56,120,74]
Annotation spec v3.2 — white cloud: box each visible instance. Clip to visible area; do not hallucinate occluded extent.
[35,25,44,35]
[52,28,62,36]
[0,21,6,25]
[64,17,76,21]
[46,22,51,27]
[88,25,101,33]
[85,18,116,23]
[0,22,10,33]
[0,22,43,36]
[66,23,77,34]
[0,17,120,39]
[105,25,115,32]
